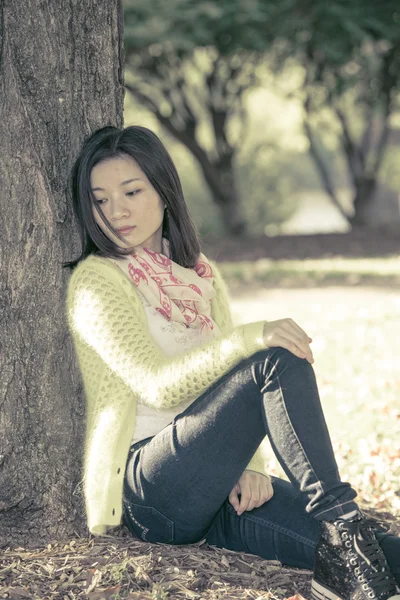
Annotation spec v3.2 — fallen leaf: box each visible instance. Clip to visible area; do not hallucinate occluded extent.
[5,588,32,598]
[88,584,121,599]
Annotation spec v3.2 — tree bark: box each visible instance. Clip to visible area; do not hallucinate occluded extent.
[349,177,377,226]
[0,0,124,547]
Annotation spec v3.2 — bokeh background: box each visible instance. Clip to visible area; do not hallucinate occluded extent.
[122,0,400,238]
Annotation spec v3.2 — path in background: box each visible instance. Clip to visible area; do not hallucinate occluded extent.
[280,189,351,235]
[202,227,400,262]
[230,285,400,514]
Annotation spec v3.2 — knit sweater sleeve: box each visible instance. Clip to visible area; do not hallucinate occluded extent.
[208,260,234,334]
[209,260,270,479]
[66,257,267,411]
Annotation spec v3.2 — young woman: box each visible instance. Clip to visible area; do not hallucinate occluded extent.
[64,125,400,600]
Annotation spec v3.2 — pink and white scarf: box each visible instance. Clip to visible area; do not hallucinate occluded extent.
[111,238,218,334]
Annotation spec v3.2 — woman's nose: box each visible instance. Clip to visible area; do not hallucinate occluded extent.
[110,197,129,219]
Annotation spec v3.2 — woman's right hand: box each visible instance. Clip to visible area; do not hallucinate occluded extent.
[263,319,314,364]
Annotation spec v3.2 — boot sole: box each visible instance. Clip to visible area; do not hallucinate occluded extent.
[311,579,343,600]
[312,579,400,600]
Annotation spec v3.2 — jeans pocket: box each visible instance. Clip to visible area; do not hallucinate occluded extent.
[123,501,174,544]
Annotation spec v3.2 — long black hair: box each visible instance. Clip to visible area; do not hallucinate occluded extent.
[62,125,201,270]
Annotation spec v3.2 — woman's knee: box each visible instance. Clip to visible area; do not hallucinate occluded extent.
[253,346,312,376]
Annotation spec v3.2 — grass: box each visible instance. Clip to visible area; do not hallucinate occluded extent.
[230,276,400,516]
[218,256,400,289]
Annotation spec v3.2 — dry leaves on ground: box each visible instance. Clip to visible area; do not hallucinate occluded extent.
[0,533,312,600]
[1,506,398,600]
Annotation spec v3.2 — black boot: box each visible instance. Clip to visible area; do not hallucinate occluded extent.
[311,513,400,600]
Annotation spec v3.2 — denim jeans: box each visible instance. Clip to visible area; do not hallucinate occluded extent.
[122,348,400,580]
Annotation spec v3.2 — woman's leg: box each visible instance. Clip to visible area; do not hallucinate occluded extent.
[123,346,400,599]
[124,347,356,541]
[205,477,400,585]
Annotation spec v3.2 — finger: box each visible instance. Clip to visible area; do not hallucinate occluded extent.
[264,480,274,501]
[244,493,260,513]
[269,481,274,499]
[229,488,240,511]
[285,320,314,356]
[280,329,314,363]
[270,333,314,363]
[254,480,272,507]
[237,490,252,515]
[281,322,314,361]
[280,322,312,357]
[287,318,312,343]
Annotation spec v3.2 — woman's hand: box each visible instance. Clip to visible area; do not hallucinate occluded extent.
[229,470,274,515]
[263,319,314,364]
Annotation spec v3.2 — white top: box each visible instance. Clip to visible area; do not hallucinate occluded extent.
[131,287,221,445]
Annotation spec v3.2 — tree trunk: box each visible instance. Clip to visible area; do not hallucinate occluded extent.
[349,178,400,229]
[159,116,247,234]
[158,116,247,234]
[198,159,246,236]
[0,0,124,548]
[125,83,247,235]
[349,177,377,226]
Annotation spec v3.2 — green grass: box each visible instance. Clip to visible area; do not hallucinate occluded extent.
[219,256,400,288]
[230,279,400,515]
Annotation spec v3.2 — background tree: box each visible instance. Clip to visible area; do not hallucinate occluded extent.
[123,0,274,235]
[0,0,124,547]
[266,0,400,226]
[124,0,400,232]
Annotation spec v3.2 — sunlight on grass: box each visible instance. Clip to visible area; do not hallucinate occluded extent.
[220,257,400,287]
[231,284,400,515]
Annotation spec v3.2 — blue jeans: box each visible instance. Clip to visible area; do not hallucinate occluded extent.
[122,348,400,580]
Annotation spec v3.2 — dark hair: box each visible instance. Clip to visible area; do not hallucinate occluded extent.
[62,125,201,270]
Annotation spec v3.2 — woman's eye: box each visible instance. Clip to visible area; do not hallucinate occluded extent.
[127,189,141,196]
[95,199,105,204]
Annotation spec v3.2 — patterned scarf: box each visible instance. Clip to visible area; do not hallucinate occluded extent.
[111,238,219,335]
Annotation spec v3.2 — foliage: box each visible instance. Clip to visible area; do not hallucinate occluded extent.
[263,1,400,225]
[122,0,277,233]
[177,144,297,236]
[235,142,297,235]
[123,0,400,229]
[123,0,272,55]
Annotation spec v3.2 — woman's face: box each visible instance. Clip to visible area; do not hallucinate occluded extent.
[90,154,165,253]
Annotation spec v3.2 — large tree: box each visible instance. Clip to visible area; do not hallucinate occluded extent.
[0,0,124,547]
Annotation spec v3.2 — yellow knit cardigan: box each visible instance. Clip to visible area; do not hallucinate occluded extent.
[65,254,269,535]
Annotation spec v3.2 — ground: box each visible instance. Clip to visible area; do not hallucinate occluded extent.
[1,230,399,600]
[1,508,398,600]
[201,227,400,262]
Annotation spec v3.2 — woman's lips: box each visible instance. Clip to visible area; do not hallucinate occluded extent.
[117,226,135,233]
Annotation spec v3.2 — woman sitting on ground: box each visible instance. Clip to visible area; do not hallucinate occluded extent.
[64,125,400,600]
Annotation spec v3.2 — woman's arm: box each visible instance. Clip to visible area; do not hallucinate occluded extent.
[66,258,266,411]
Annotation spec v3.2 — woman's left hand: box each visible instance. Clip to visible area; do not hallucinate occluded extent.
[229,470,274,515]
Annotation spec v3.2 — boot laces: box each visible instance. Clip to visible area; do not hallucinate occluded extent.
[337,519,398,599]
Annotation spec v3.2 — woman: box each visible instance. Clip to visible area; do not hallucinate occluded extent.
[64,125,400,600]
